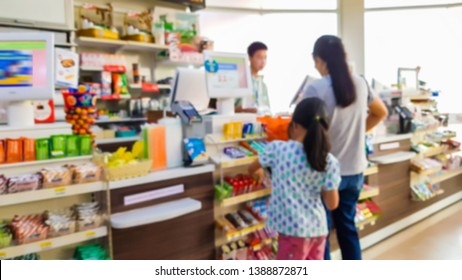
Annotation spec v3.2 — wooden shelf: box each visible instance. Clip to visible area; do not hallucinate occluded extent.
[364,166,379,176]
[412,189,445,202]
[121,41,168,53]
[95,136,141,145]
[430,168,462,184]
[218,188,272,208]
[0,182,106,207]
[211,156,258,169]
[95,117,147,124]
[359,187,380,201]
[356,216,378,231]
[0,227,108,260]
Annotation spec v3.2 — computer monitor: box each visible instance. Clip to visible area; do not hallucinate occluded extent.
[0,32,54,127]
[202,51,252,115]
[170,68,209,113]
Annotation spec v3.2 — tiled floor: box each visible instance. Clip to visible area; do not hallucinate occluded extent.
[362,201,462,260]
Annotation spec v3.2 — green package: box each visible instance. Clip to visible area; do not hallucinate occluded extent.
[50,135,67,159]
[66,135,79,157]
[79,135,93,155]
[35,138,50,160]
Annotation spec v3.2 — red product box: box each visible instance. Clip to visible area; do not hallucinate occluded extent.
[33,100,55,123]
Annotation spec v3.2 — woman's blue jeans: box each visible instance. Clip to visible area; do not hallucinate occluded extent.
[324,174,364,260]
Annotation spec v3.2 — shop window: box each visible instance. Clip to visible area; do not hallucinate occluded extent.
[365,7,462,113]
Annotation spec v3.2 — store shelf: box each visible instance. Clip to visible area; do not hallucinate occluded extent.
[0,182,106,207]
[95,136,141,145]
[372,133,413,145]
[108,165,215,190]
[218,188,272,208]
[205,135,266,145]
[121,41,168,53]
[0,227,108,260]
[97,95,131,100]
[364,166,379,176]
[224,222,265,241]
[80,65,104,71]
[412,189,445,202]
[421,146,445,158]
[211,155,258,168]
[413,167,443,177]
[75,36,126,49]
[156,59,204,67]
[359,187,380,201]
[95,117,147,124]
[429,168,462,185]
[370,152,416,165]
[129,83,171,90]
[0,156,92,170]
[356,216,378,231]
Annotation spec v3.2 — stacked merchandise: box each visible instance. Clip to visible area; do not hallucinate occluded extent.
[215,174,264,200]
[355,200,382,228]
[2,203,103,247]
[0,134,93,165]
[411,180,442,201]
[219,230,278,261]
[0,163,102,196]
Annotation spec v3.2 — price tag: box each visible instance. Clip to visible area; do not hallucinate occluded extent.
[40,241,52,249]
[253,244,262,251]
[0,251,6,258]
[85,231,96,238]
[54,187,66,195]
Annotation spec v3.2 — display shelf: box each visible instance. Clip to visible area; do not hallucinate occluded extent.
[156,59,204,67]
[95,117,147,124]
[121,41,168,52]
[224,222,266,241]
[205,135,266,145]
[429,167,462,185]
[407,94,433,101]
[359,187,380,201]
[371,133,413,145]
[364,165,379,176]
[0,182,106,207]
[412,167,443,177]
[218,188,272,208]
[412,189,445,202]
[356,216,378,231]
[421,147,460,158]
[80,65,104,71]
[97,95,131,100]
[75,36,126,49]
[157,84,171,90]
[108,165,215,190]
[251,237,276,251]
[0,156,92,170]
[95,136,141,145]
[370,152,416,165]
[211,155,258,169]
[0,227,108,260]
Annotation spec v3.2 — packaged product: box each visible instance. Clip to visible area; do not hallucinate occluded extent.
[22,138,36,162]
[39,167,72,188]
[35,138,50,160]
[9,214,48,244]
[7,174,42,193]
[79,135,93,155]
[6,138,23,163]
[74,202,103,231]
[71,163,102,184]
[44,210,76,237]
[66,135,80,157]
[0,139,5,164]
[0,175,7,195]
[0,222,12,249]
[50,135,67,159]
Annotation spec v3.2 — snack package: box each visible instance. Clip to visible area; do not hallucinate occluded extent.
[112,73,129,95]
[10,214,48,244]
[44,210,76,238]
[101,71,112,96]
[79,135,93,155]
[6,138,23,163]
[39,167,72,188]
[74,202,103,231]
[66,135,80,157]
[22,138,36,162]
[0,139,5,164]
[74,243,110,260]
[0,222,13,249]
[71,163,102,184]
[35,138,50,161]
[0,175,7,195]
[50,135,67,159]
[7,174,42,193]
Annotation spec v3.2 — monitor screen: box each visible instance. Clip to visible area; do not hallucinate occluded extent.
[203,51,252,100]
[0,41,47,88]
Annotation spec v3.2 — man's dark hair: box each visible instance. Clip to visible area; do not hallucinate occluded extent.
[247,42,268,57]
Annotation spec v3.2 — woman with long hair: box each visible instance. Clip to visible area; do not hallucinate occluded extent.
[303,35,388,260]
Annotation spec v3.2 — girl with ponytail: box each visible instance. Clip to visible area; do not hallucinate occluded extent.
[249,97,340,260]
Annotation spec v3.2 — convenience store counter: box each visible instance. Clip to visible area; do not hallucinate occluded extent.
[109,164,216,260]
